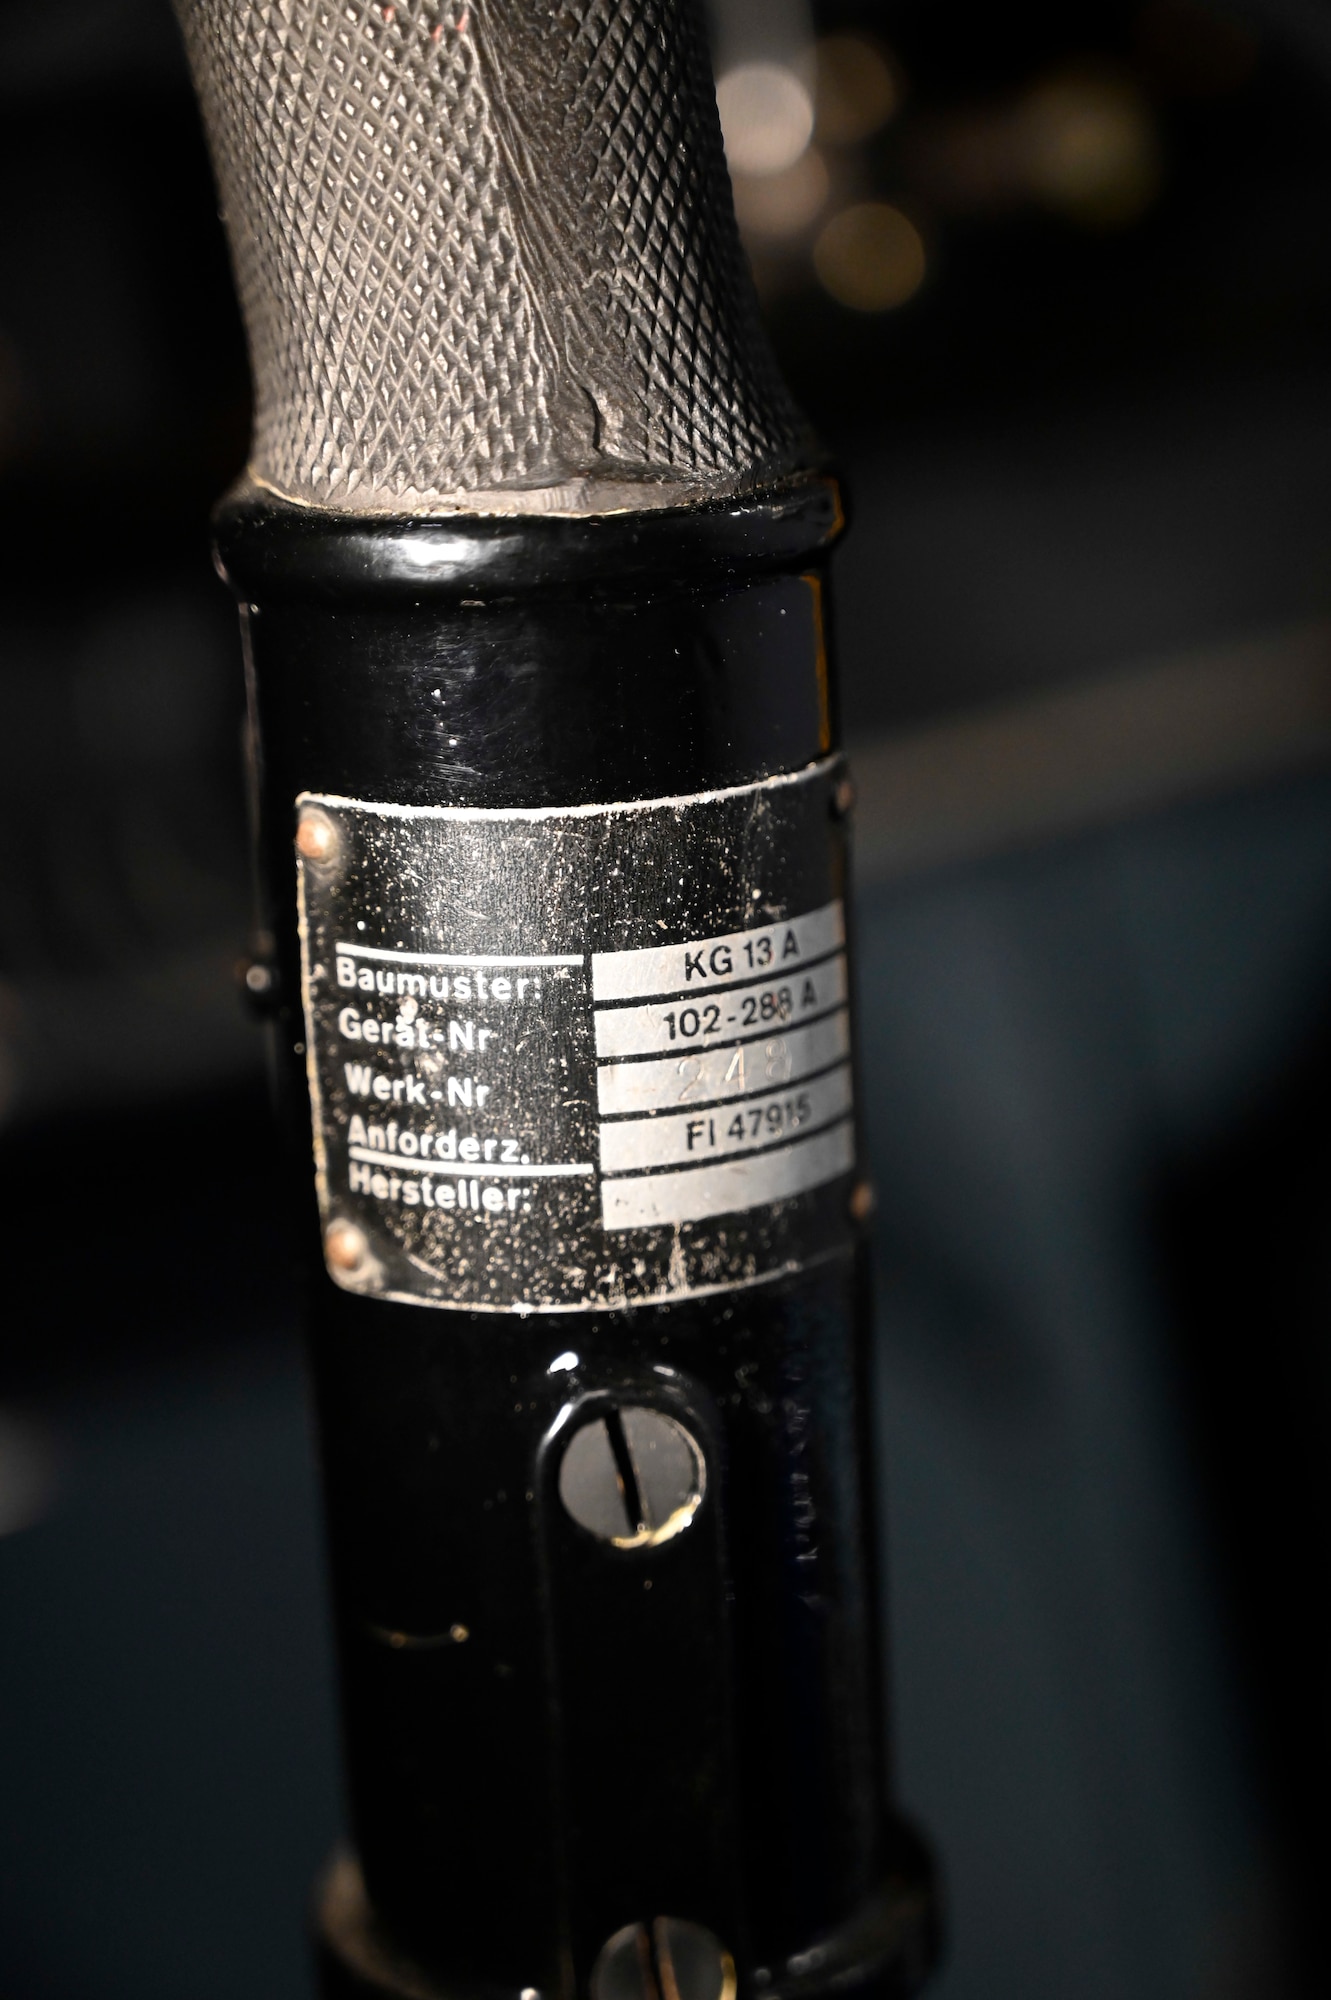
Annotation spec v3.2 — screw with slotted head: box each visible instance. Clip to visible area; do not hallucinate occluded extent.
[592,1917,735,2000]
[557,1407,704,1549]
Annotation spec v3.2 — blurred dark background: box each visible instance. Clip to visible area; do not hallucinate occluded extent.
[2,2,1330,1995]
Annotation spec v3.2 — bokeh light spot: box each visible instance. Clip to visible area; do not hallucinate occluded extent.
[716,62,815,178]
[731,147,830,241]
[1018,73,1161,226]
[814,34,900,146]
[814,203,926,313]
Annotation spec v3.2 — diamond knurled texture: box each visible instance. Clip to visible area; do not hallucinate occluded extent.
[175,0,810,513]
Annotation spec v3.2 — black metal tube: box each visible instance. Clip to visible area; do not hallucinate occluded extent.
[216,476,935,2000]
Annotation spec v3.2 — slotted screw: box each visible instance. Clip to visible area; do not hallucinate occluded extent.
[557,1407,704,1550]
[591,1917,734,2000]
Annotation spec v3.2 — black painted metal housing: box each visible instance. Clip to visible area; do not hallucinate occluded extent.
[216,473,937,2000]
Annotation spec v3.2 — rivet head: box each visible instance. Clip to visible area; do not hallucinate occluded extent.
[296,806,338,863]
[558,1407,704,1549]
[325,1218,369,1272]
[592,1918,735,2000]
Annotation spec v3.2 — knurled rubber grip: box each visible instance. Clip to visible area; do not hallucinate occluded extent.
[174,0,811,515]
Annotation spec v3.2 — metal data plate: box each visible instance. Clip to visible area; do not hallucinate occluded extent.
[296,759,857,1313]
